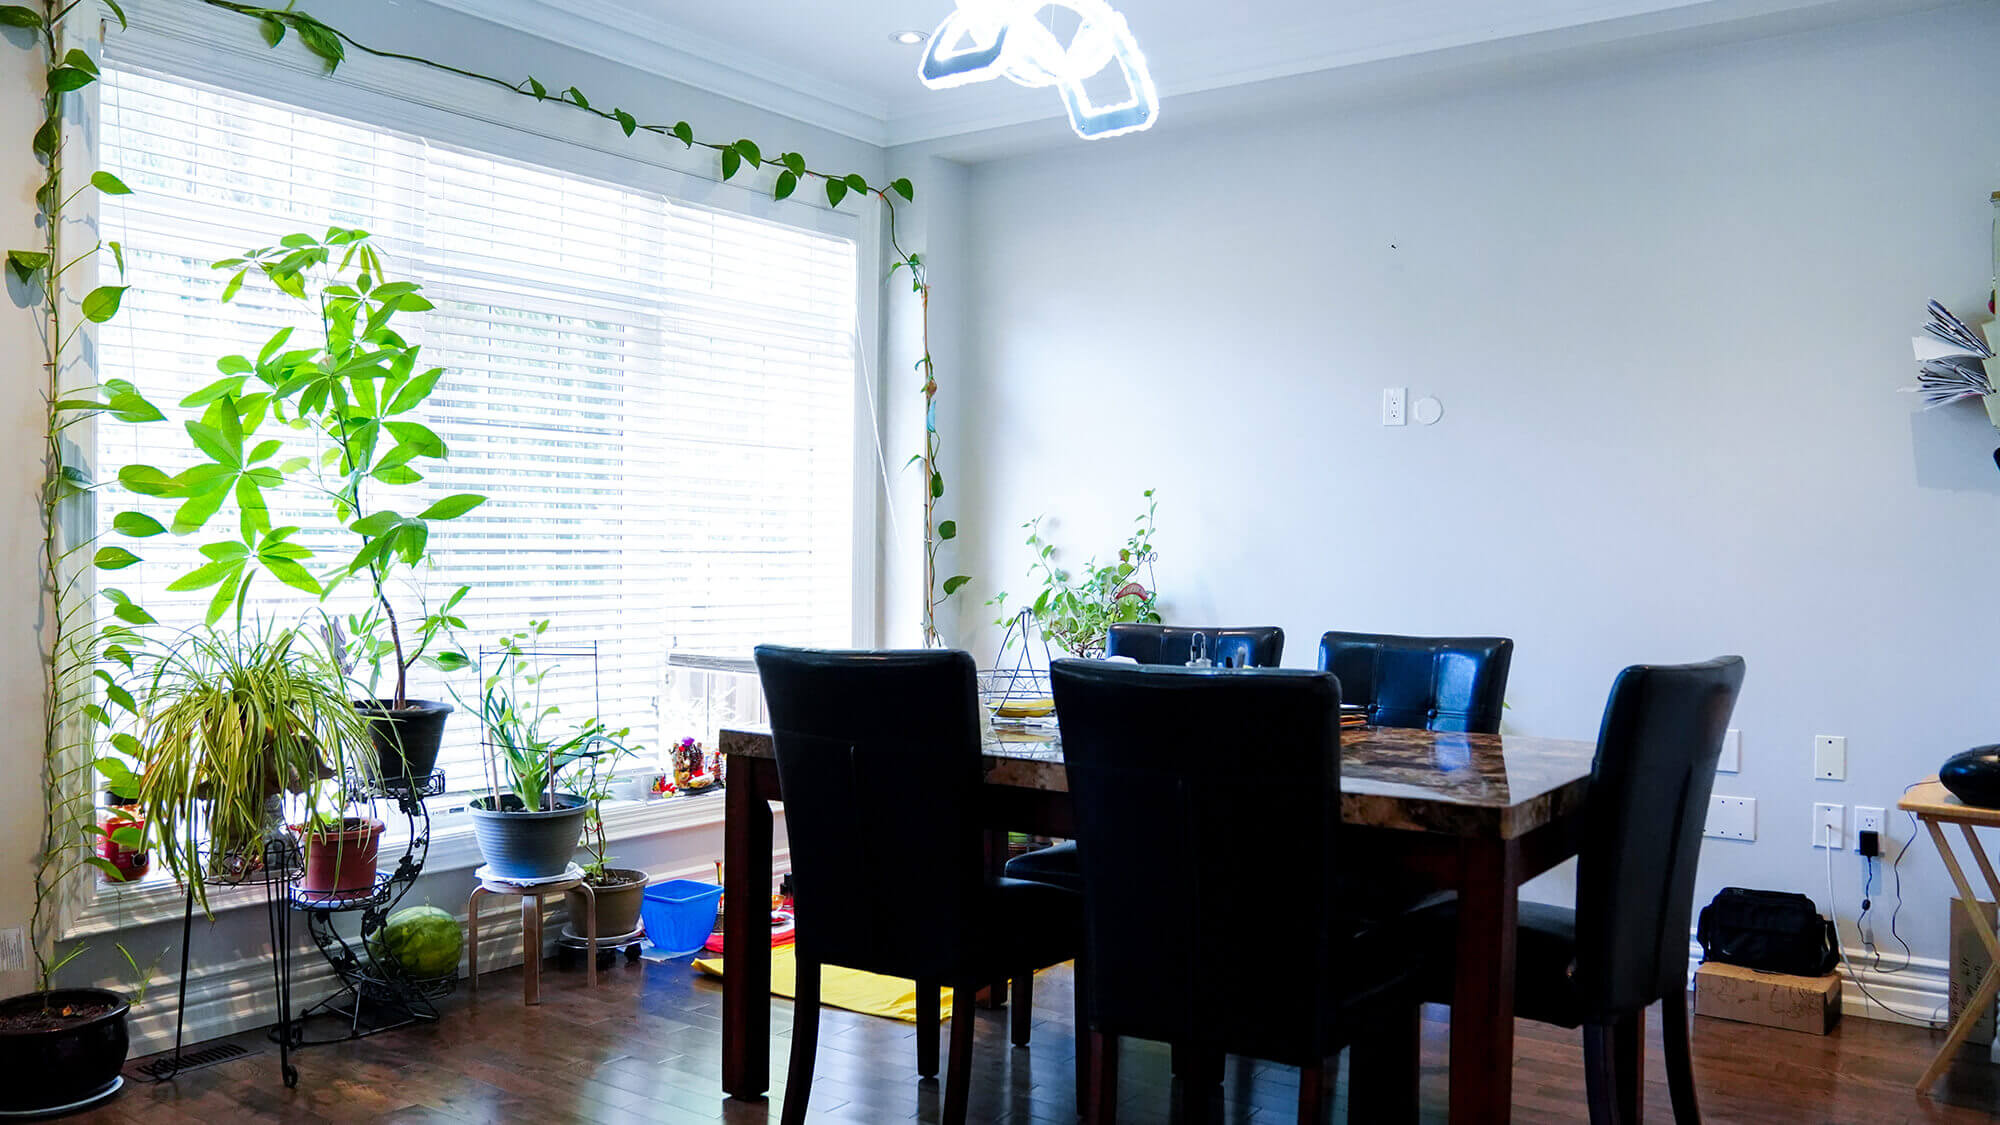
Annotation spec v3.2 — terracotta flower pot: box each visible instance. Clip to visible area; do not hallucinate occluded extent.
[300,817,385,896]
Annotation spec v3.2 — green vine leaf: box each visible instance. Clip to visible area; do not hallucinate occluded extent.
[259,14,284,47]
[62,50,98,77]
[720,147,741,180]
[93,547,141,571]
[773,171,797,201]
[7,249,48,284]
[733,139,761,168]
[844,173,869,193]
[930,471,944,499]
[782,152,806,177]
[31,116,56,158]
[47,67,95,94]
[81,285,128,323]
[891,178,915,202]
[0,5,40,28]
[90,170,131,195]
[825,178,848,208]
[938,520,957,540]
[103,0,126,30]
[943,575,972,596]
[293,19,345,72]
[672,121,694,148]
[526,76,546,99]
[613,109,636,137]
[564,86,590,109]
[112,512,166,538]
[107,240,124,276]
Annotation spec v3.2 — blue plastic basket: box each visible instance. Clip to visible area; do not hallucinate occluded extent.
[641,879,725,957]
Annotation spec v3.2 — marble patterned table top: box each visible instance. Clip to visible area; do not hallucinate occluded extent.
[720,722,1597,840]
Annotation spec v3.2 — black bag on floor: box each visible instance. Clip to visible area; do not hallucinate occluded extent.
[1696,887,1839,976]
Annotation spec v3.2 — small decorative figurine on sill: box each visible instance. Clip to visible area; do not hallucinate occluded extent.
[672,737,721,794]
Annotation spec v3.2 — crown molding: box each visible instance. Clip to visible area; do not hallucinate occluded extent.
[421,0,896,146]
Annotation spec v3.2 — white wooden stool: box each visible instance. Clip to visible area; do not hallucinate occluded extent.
[466,863,596,1005]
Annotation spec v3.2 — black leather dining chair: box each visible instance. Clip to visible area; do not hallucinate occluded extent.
[1050,658,1423,1125]
[1410,656,1746,1124]
[753,645,1085,1125]
[1006,623,1286,895]
[1105,623,1285,669]
[1317,631,1513,733]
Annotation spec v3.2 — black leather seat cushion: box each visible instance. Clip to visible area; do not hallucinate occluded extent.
[984,877,1084,969]
[1004,842,1083,893]
[1413,898,1584,1028]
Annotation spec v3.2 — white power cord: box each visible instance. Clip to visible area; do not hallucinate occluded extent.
[1824,844,1948,1027]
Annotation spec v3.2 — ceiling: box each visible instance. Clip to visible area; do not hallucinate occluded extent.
[423,0,1948,150]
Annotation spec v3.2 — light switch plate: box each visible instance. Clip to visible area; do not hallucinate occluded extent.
[1704,795,1755,841]
[1717,728,1741,773]
[1814,735,1846,781]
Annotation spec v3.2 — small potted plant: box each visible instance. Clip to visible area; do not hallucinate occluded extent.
[566,736,648,941]
[465,622,623,880]
[991,489,1163,657]
[94,765,149,884]
[296,782,386,901]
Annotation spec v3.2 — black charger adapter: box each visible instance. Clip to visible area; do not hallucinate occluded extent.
[1858,829,1880,857]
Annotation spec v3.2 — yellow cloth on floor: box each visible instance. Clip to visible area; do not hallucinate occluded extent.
[693,945,953,1023]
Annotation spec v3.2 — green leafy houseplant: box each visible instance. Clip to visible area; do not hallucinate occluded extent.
[993,490,1162,658]
[131,621,375,913]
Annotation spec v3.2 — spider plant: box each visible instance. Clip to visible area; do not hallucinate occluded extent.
[133,621,375,913]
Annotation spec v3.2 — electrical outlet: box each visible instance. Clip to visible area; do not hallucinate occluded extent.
[1704,795,1755,841]
[1814,735,1846,781]
[1381,387,1407,426]
[1854,805,1885,849]
[0,926,23,973]
[1717,728,1741,773]
[1813,802,1844,849]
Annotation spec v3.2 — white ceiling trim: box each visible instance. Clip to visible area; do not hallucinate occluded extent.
[422,0,897,145]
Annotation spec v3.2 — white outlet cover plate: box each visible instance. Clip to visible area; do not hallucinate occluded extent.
[1813,802,1844,849]
[1704,795,1755,841]
[1814,735,1846,781]
[1854,805,1886,849]
[1717,728,1741,773]
[1381,386,1406,426]
[0,926,23,973]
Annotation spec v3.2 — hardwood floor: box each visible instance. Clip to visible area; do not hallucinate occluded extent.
[80,957,2000,1123]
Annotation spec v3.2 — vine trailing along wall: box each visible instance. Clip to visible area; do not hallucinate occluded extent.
[9,0,963,986]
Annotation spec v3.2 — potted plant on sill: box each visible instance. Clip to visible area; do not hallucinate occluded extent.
[296,781,386,901]
[110,228,484,788]
[565,731,648,941]
[465,622,629,880]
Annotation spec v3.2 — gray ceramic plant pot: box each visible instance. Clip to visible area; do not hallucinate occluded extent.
[469,792,588,880]
[566,867,649,939]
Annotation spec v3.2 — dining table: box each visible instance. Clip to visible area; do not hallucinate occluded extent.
[716,719,1598,1123]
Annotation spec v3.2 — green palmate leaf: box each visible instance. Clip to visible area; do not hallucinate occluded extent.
[165,558,241,593]
[892,178,915,202]
[220,270,245,303]
[384,367,441,415]
[417,493,486,521]
[108,239,124,276]
[614,109,637,136]
[826,179,848,208]
[182,374,248,407]
[0,6,43,28]
[938,520,957,540]
[81,285,127,323]
[734,139,761,167]
[94,546,140,570]
[118,464,179,497]
[106,390,163,423]
[112,511,166,538]
[90,171,130,195]
[171,487,228,534]
[773,171,797,201]
[372,463,423,485]
[259,14,284,46]
[943,575,972,596]
[204,568,243,626]
[720,148,741,180]
[262,556,321,595]
[47,67,95,93]
[384,420,444,457]
[672,121,694,147]
[111,601,153,625]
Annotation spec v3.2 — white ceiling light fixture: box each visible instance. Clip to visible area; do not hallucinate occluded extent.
[891,29,931,45]
[917,0,1158,140]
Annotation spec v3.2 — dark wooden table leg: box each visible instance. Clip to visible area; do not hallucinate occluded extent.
[724,759,775,1100]
[1450,837,1520,1124]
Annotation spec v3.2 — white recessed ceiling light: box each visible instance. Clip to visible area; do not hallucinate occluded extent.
[891,29,931,45]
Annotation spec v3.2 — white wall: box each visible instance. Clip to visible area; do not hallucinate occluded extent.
[953,1,2000,1006]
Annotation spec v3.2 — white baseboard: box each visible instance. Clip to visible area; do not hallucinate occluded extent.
[1685,938,1951,1028]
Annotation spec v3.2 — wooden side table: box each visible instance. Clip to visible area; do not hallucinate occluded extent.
[1899,778,2000,1091]
[466,864,596,1005]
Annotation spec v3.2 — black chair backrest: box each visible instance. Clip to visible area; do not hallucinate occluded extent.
[1106,623,1284,669]
[1575,657,1746,1019]
[1052,658,1342,1064]
[754,645,986,980]
[1317,631,1513,733]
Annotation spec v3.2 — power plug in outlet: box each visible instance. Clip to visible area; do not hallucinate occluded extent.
[1854,806,1885,851]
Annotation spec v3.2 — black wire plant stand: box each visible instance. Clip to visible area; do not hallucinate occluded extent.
[136,834,307,1089]
[290,768,458,1043]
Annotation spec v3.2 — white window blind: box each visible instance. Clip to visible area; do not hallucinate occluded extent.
[96,67,858,789]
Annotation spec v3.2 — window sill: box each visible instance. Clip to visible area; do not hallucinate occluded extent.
[65,790,741,940]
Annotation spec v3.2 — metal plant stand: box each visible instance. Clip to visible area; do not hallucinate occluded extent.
[137,835,306,1089]
[292,769,456,1042]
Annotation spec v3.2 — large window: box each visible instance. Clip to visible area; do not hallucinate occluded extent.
[96,68,859,787]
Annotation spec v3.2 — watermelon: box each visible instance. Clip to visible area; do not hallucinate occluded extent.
[367,905,463,979]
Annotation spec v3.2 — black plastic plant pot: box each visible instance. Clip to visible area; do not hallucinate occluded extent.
[0,988,130,1113]
[355,698,453,785]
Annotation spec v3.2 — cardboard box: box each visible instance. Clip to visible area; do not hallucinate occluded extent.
[1694,961,1841,1035]
[1950,898,1997,1046]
